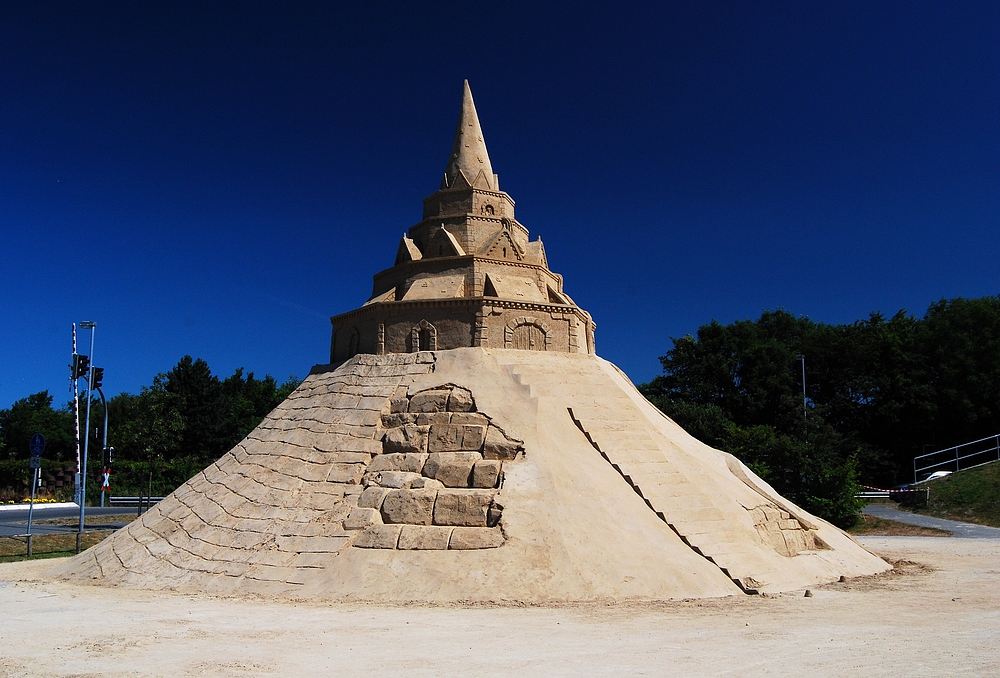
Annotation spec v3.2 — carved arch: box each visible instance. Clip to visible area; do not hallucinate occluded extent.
[348,327,361,357]
[410,319,438,352]
[504,316,552,351]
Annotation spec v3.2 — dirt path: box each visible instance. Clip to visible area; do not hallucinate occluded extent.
[1,537,997,677]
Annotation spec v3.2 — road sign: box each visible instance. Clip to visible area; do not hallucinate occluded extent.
[29,433,46,456]
[29,456,41,469]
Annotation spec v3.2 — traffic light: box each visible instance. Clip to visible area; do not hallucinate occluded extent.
[91,367,104,389]
[72,354,90,380]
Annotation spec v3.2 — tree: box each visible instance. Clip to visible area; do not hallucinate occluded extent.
[108,376,184,464]
[917,297,1000,448]
[0,391,75,461]
[641,295,1000,506]
[223,368,299,443]
[163,356,232,462]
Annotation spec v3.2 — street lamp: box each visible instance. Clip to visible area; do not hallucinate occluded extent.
[77,321,96,553]
[795,353,807,432]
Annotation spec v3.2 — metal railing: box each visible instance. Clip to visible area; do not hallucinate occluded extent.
[109,495,165,516]
[913,434,1000,483]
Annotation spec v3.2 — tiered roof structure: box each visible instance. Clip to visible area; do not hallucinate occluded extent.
[330,81,595,360]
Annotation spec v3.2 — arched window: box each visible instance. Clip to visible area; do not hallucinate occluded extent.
[348,328,361,357]
[410,320,437,352]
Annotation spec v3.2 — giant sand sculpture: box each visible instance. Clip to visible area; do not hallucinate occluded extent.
[53,82,889,600]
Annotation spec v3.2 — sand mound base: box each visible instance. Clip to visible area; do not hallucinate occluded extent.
[50,348,888,601]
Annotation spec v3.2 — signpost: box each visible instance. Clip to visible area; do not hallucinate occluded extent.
[26,433,45,558]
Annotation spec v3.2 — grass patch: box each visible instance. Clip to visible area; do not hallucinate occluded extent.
[0,531,112,562]
[916,461,1000,528]
[33,513,135,527]
[849,514,952,536]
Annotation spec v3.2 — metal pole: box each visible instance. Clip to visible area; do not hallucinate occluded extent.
[78,321,96,553]
[799,355,806,419]
[98,387,108,507]
[72,324,81,507]
[26,468,38,559]
[795,354,807,440]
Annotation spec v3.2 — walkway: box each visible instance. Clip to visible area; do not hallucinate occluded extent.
[862,504,1000,539]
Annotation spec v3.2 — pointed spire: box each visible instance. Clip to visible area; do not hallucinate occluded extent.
[442,80,495,191]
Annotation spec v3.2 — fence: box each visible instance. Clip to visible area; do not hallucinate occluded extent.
[109,495,165,516]
[913,434,1000,483]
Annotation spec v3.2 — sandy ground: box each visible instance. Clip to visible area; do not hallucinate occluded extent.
[1,536,997,677]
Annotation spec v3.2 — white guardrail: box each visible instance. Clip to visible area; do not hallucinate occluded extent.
[913,434,1000,483]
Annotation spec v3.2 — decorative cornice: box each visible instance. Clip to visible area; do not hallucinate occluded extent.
[370,255,555,288]
[331,296,590,326]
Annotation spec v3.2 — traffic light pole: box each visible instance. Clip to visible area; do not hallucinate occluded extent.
[77,322,96,554]
[71,325,82,507]
[97,386,108,507]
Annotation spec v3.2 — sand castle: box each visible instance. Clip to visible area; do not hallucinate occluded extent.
[52,82,889,601]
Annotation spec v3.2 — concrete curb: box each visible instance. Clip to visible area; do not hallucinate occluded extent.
[0,502,79,513]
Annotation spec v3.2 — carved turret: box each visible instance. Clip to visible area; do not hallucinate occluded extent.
[443,80,497,191]
[330,82,596,361]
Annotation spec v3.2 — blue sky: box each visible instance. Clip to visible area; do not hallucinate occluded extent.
[1,2,998,409]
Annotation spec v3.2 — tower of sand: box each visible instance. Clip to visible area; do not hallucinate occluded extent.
[52,82,888,600]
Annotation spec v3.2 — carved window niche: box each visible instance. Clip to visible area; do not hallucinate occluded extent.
[410,319,438,352]
[348,328,361,357]
[481,203,495,216]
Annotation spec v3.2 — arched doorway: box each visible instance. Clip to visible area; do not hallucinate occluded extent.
[511,323,546,351]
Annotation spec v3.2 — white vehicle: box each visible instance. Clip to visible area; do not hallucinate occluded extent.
[921,470,953,482]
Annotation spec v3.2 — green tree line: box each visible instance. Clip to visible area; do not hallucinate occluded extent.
[639,295,1000,527]
[0,357,299,501]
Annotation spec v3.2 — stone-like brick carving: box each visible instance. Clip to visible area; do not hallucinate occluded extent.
[382,425,429,453]
[749,505,824,556]
[408,390,451,413]
[351,383,520,549]
[433,489,495,527]
[423,452,479,487]
[381,489,437,525]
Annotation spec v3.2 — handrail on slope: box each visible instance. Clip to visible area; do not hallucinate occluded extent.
[913,434,1000,483]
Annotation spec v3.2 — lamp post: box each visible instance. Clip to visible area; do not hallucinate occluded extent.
[97,385,108,507]
[795,354,807,436]
[77,321,96,553]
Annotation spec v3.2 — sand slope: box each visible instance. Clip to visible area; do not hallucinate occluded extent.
[49,348,887,600]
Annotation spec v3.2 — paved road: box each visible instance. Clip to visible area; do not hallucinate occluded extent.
[862,504,1000,539]
[0,506,135,537]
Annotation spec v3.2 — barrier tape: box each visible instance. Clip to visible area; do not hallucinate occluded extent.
[861,485,926,494]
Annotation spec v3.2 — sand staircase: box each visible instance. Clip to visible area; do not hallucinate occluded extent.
[495,351,793,593]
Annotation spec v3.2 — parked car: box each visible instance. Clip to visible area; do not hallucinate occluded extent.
[921,470,953,482]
